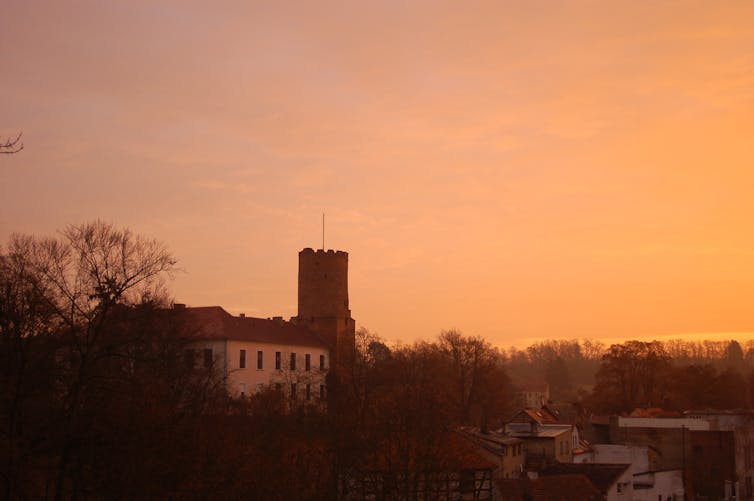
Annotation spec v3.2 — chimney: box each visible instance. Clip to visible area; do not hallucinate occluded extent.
[239,313,246,318]
[173,303,186,310]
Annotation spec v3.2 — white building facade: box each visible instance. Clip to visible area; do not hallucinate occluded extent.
[179,305,330,404]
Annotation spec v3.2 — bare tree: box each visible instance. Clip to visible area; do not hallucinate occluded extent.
[1,221,182,499]
[439,329,510,426]
[0,132,23,154]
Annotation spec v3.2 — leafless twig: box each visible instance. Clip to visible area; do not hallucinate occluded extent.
[1,131,23,154]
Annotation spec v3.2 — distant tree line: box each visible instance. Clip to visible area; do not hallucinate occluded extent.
[585,339,754,414]
[503,337,754,414]
[3,222,751,498]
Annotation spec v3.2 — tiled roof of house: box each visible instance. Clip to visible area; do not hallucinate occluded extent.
[174,306,328,349]
[458,428,523,457]
[514,408,561,425]
[519,428,571,439]
[539,463,629,494]
[629,407,682,418]
[498,475,604,501]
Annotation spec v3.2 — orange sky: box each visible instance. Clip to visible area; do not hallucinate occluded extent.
[2,1,754,348]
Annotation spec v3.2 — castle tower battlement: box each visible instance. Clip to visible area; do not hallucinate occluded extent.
[297,248,350,321]
[295,247,355,384]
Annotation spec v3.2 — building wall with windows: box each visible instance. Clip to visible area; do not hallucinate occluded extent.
[175,305,330,403]
[224,340,328,399]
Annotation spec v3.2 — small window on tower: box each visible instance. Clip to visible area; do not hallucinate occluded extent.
[305,354,311,371]
[290,353,296,370]
[257,350,263,370]
[319,354,325,370]
[275,351,281,370]
[239,349,246,369]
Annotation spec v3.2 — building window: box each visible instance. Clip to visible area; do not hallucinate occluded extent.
[319,354,325,370]
[203,349,213,368]
[257,350,263,370]
[239,349,246,369]
[275,351,281,370]
[305,354,311,371]
[291,383,297,400]
[320,384,325,399]
[275,383,282,392]
[306,384,311,400]
[290,352,296,370]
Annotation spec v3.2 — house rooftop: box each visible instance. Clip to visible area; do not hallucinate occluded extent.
[628,408,682,418]
[539,463,629,494]
[509,427,571,439]
[458,428,523,457]
[498,474,604,501]
[171,306,328,349]
[510,407,561,425]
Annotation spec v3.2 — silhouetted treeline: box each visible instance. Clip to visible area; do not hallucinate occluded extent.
[585,339,754,415]
[502,337,754,409]
[1,223,516,499]
[4,222,753,499]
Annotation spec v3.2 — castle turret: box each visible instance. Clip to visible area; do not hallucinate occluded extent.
[295,248,355,381]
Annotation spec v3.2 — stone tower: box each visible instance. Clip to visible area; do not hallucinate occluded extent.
[295,248,356,380]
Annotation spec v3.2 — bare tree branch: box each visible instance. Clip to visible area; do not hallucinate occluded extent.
[1,132,23,154]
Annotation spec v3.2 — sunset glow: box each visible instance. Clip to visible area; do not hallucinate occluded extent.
[2,1,753,347]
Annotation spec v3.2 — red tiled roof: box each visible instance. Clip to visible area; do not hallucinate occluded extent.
[176,306,328,349]
[446,432,497,470]
[521,408,561,425]
[539,464,629,494]
[628,407,682,418]
[498,475,604,501]
[531,474,605,500]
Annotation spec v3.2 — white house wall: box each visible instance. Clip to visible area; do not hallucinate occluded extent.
[224,340,329,398]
